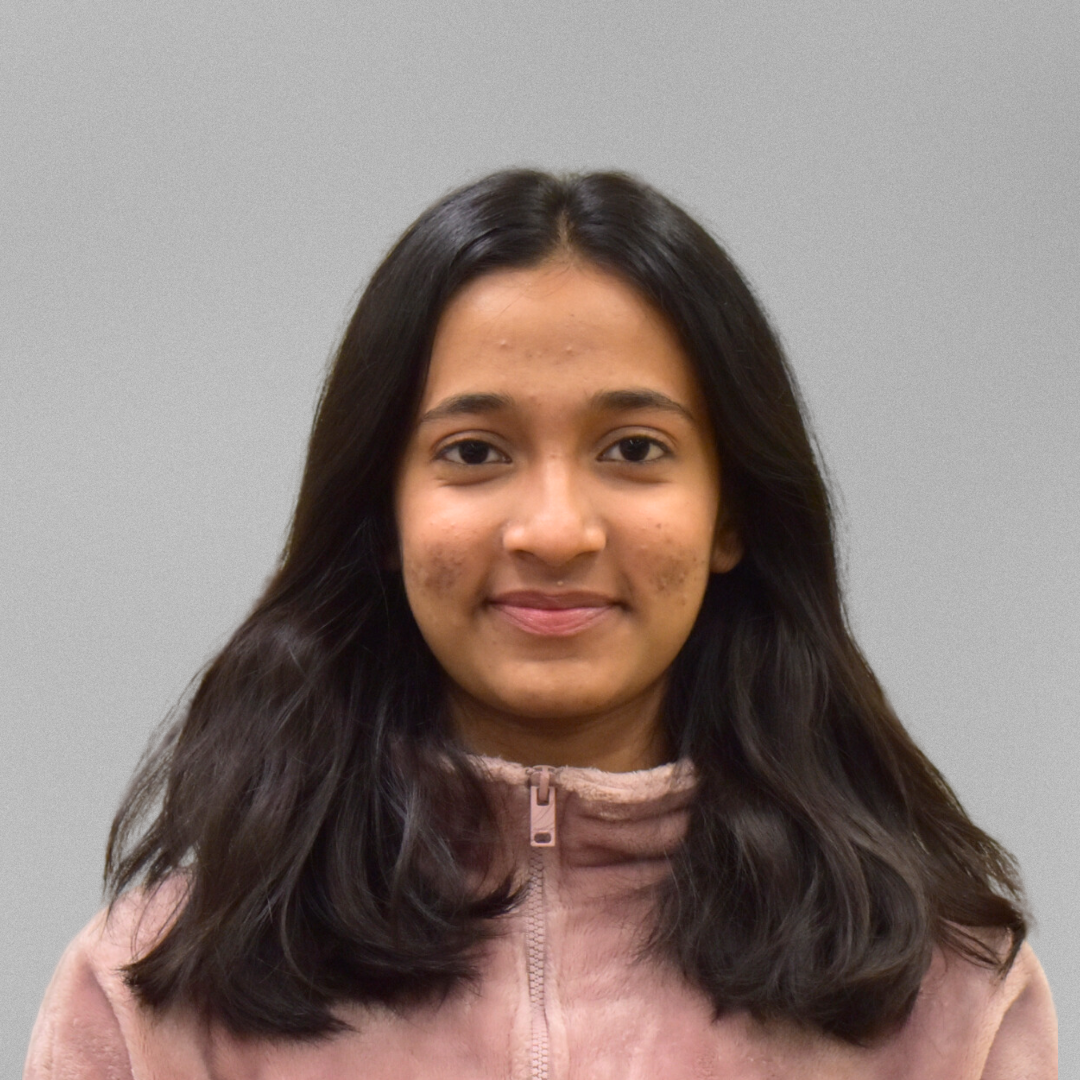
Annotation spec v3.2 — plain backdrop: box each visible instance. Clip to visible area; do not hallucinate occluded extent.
[2,0,1077,1072]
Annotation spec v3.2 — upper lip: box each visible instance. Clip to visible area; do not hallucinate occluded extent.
[489,590,619,609]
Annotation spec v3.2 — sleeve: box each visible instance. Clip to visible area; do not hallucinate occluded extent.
[980,944,1058,1080]
[23,921,135,1080]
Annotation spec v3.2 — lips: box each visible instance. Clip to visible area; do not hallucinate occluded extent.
[488,590,619,637]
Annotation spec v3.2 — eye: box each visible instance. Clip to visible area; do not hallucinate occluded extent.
[438,438,509,466]
[600,435,669,464]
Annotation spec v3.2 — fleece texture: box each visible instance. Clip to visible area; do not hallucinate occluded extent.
[25,756,1057,1079]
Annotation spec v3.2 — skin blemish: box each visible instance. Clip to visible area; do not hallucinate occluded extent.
[648,548,699,594]
[411,547,466,595]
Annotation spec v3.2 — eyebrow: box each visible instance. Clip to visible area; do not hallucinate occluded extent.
[590,389,695,423]
[418,388,695,425]
[418,392,515,425]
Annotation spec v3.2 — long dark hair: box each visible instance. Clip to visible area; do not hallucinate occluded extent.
[106,169,1026,1044]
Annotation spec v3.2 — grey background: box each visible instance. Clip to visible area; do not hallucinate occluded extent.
[2,0,1076,1072]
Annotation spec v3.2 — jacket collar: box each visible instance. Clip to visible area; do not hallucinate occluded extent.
[470,754,697,869]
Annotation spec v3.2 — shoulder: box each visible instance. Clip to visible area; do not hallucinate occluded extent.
[24,880,191,1080]
[923,936,1054,1026]
[971,941,1057,1079]
[72,877,190,992]
[890,937,1057,1078]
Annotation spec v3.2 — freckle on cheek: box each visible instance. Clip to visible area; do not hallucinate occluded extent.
[650,552,695,594]
[408,547,464,595]
[645,525,715,598]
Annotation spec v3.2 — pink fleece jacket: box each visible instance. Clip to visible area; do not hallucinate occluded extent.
[25,757,1057,1079]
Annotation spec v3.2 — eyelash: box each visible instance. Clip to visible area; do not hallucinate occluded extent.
[599,435,670,464]
[436,435,671,466]
[437,439,510,466]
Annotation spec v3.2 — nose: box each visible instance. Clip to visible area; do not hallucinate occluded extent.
[501,458,606,569]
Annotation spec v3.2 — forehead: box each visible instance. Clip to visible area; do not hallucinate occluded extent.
[422,261,705,411]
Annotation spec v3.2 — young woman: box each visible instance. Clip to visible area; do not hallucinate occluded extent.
[26,170,1056,1078]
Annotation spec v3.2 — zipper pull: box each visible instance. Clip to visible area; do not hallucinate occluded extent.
[529,767,556,847]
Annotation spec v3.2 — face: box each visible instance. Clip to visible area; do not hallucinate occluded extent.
[394,260,741,744]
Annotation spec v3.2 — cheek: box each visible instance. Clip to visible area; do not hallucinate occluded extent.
[402,540,467,598]
[636,522,714,606]
[648,549,710,605]
[397,485,474,600]
[649,552,695,595]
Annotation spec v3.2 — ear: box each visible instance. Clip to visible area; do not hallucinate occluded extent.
[710,519,743,574]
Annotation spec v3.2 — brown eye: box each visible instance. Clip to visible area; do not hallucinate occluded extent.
[601,436,667,463]
[441,439,507,466]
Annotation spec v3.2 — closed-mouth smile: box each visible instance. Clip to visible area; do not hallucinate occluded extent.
[488,590,619,637]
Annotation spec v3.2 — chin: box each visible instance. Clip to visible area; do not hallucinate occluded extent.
[487,680,639,722]
[498,697,611,722]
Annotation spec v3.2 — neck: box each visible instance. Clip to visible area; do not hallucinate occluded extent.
[448,682,671,772]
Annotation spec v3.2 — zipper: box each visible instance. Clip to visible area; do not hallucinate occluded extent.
[529,766,556,847]
[526,767,556,1079]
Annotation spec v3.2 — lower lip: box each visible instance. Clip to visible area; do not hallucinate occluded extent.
[491,603,615,637]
